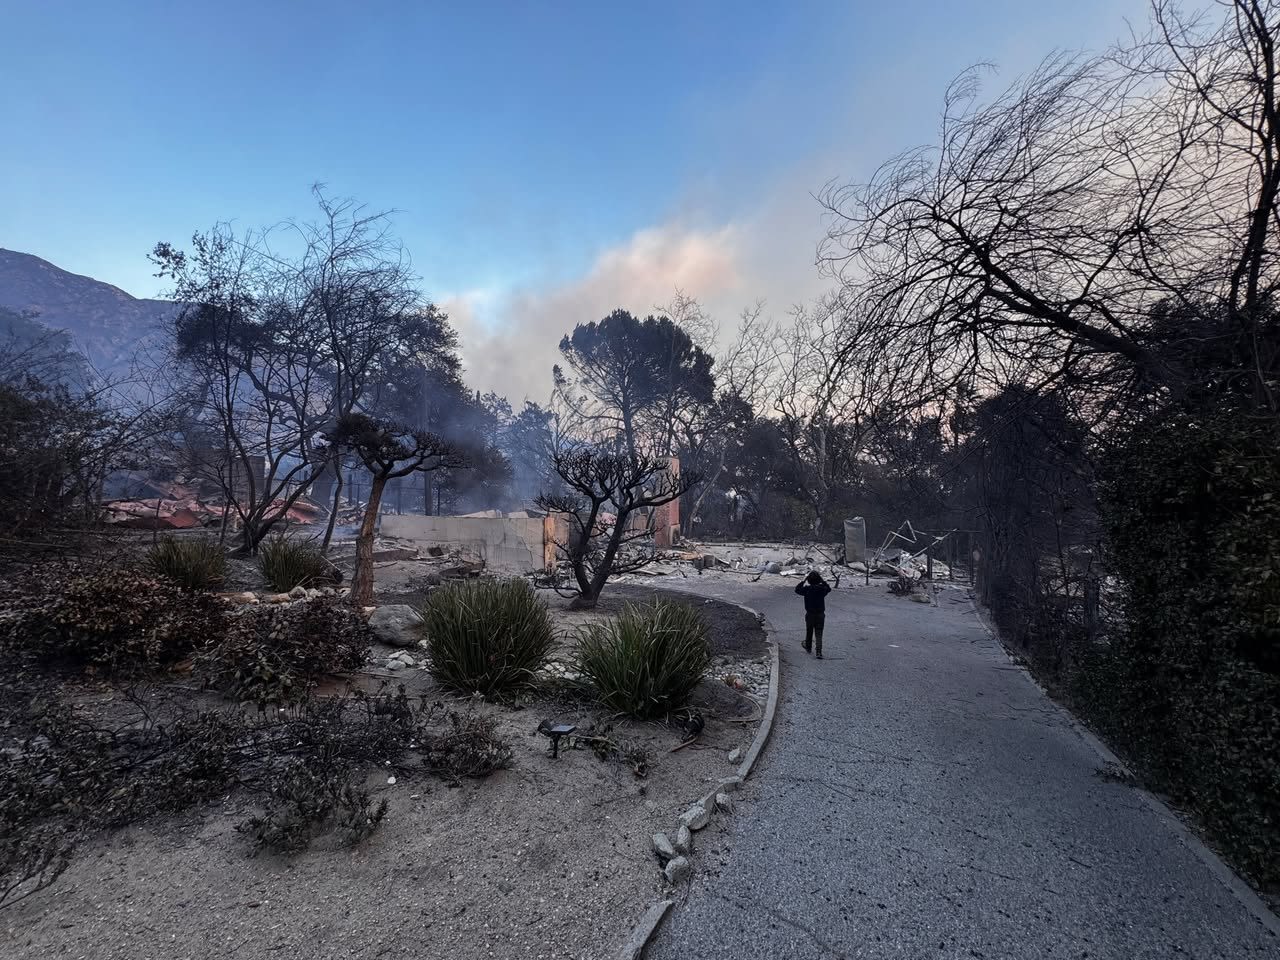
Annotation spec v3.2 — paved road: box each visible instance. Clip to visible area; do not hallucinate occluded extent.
[647,579,1278,959]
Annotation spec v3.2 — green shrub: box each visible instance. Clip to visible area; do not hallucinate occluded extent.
[199,596,371,703]
[574,599,711,719]
[0,564,226,673]
[1094,408,1280,885]
[145,537,227,592]
[419,579,554,696]
[258,537,332,592]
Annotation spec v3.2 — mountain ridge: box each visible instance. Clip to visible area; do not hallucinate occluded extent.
[0,248,176,376]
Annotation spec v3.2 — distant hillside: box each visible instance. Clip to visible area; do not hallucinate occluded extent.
[0,248,176,377]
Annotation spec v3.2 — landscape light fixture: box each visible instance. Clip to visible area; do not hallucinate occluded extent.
[537,720,577,758]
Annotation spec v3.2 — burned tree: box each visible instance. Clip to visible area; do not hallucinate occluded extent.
[324,414,465,607]
[154,189,459,554]
[536,447,697,609]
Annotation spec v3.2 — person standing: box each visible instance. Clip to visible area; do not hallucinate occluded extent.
[795,570,832,658]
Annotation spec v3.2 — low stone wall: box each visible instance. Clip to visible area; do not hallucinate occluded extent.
[380,514,554,574]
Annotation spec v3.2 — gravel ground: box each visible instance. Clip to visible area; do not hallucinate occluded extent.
[2,580,768,960]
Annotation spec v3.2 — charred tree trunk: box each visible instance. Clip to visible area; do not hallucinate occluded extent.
[351,473,388,607]
[320,460,345,553]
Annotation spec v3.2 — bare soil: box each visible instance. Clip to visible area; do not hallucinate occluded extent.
[2,580,769,960]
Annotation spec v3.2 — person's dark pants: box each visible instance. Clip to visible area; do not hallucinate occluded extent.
[804,612,825,656]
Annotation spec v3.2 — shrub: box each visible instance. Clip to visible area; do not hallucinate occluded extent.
[1093,408,1280,885]
[419,579,554,696]
[238,761,387,853]
[259,537,332,592]
[0,563,226,673]
[421,710,514,784]
[199,596,371,703]
[574,599,711,719]
[145,537,227,592]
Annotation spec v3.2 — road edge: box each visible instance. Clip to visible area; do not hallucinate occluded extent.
[615,602,780,960]
[967,597,1280,939]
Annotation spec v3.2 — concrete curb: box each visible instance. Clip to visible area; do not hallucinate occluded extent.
[615,601,781,960]
[967,597,1280,939]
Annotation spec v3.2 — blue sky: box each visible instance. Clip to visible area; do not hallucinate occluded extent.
[1,0,1153,399]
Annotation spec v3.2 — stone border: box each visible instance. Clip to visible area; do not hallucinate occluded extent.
[615,603,780,960]
[968,598,1280,939]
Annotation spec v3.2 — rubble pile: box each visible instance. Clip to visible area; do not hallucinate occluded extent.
[102,478,332,531]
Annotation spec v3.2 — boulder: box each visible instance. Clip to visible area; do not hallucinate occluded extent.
[288,585,307,600]
[727,747,742,763]
[674,824,693,855]
[715,792,734,813]
[368,604,424,648]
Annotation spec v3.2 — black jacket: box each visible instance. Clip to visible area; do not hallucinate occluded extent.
[795,580,831,615]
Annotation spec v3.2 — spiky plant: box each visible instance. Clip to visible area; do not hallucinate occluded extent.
[145,537,227,592]
[419,579,554,696]
[258,537,331,592]
[574,599,711,719]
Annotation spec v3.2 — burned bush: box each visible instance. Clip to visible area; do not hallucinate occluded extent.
[238,761,388,854]
[198,596,371,704]
[0,563,227,674]
[0,679,514,905]
[421,710,514,785]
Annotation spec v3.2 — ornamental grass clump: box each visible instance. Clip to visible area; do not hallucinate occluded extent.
[418,579,554,696]
[145,537,227,592]
[575,599,711,719]
[258,536,331,592]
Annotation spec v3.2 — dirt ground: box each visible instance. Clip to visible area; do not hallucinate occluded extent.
[2,580,769,960]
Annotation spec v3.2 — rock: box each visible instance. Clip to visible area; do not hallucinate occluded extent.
[385,659,405,671]
[715,792,734,813]
[679,800,711,832]
[674,824,692,855]
[662,856,691,885]
[423,572,443,587]
[368,604,424,648]
[652,832,676,861]
[718,775,743,793]
[264,593,292,604]
[288,585,307,600]
[389,651,417,667]
[727,747,742,763]
[305,588,323,599]
[764,561,782,575]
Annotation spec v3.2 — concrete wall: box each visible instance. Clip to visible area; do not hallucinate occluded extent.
[380,514,550,574]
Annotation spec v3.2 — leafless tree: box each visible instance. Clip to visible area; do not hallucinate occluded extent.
[819,0,1280,417]
[768,292,904,532]
[153,189,455,554]
[677,303,775,533]
[536,444,698,609]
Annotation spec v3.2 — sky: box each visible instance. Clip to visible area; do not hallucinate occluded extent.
[0,0,1155,403]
